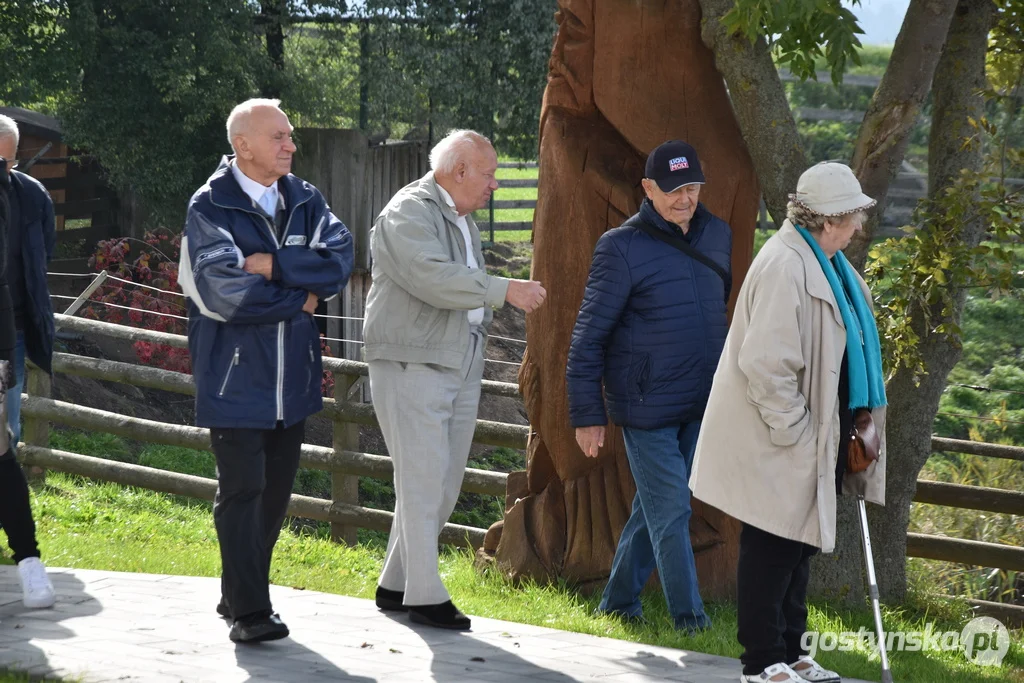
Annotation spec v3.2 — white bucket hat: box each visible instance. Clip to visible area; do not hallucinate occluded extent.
[790,162,877,216]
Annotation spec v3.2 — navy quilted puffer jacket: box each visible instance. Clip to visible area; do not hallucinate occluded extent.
[566,199,732,429]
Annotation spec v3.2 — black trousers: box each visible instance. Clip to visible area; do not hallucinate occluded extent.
[0,449,40,563]
[0,282,37,564]
[737,523,819,675]
[210,420,304,620]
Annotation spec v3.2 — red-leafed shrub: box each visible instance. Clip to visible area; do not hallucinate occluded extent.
[88,229,336,397]
[88,229,191,374]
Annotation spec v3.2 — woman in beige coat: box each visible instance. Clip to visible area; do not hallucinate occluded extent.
[689,163,887,683]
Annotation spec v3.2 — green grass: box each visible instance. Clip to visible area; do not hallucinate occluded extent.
[2,472,1021,683]
[494,165,540,180]
[0,673,58,683]
[475,162,538,241]
[0,673,69,683]
[488,229,533,242]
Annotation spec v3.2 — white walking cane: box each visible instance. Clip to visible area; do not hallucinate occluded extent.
[857,494,894,683]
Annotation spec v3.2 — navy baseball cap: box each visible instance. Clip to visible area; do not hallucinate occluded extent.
[645,140,705,192]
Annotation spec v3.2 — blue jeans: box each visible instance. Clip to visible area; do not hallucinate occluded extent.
[6,331,25,451]
[599,421,710,630]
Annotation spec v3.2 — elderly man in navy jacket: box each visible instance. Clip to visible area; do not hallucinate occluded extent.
[179,99,353,643]
[567,140,731,633]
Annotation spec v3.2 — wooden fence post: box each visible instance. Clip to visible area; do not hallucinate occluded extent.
[331,372,361,545]
[23,364,51,481]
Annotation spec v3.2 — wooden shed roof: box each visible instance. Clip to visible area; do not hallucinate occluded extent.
[0,106,62,141]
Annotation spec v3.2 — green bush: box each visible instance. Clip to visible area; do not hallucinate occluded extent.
[293,468,332,498]
[49,430,132,463]
[138,445,215,478]
[798,120,858,163]
[470,447,525,472]
[360,477,396,511]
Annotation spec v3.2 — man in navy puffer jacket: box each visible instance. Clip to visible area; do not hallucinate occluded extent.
[566,140,731,632]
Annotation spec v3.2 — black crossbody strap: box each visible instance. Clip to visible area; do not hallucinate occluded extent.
[624,215,731,301]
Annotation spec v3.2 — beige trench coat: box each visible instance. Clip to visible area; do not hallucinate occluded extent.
[689,220,886,552]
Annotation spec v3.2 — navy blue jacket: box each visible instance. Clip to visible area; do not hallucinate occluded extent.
[179,158,354,429]
[9,171,56,374]
[566,199,732,429]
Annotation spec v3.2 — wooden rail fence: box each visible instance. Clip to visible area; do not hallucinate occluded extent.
[15,315,1024,609]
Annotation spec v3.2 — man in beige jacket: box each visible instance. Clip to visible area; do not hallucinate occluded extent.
[363,129,545,630]
[690,163,886,683]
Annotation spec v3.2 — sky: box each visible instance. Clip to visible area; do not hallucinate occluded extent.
[846,0,912,45]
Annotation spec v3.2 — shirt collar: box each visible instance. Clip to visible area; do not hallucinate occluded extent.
[434,175,464,217]
[231,161,279,209]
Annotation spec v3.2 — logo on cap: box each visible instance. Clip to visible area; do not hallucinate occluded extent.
[669,156,689,171]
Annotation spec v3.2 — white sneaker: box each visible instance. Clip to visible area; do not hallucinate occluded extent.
[741,663,804,683]
[18,557,56,609]
[789,656,841,682]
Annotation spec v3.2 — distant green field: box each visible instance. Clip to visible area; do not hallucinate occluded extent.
[476,163,538,242]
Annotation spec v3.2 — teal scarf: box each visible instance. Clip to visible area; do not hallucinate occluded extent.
[795,225,887,410]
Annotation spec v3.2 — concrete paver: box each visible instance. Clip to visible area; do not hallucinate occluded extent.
[0,567,875,682]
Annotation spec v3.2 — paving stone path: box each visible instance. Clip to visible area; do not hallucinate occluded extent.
[0,567,875,683]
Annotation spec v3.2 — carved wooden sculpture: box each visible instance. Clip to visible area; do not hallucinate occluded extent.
[487,0,761,600]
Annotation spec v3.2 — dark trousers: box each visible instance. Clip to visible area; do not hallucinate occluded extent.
[210,420,304,620]
[737,523,819,675]
[0,449,40,563]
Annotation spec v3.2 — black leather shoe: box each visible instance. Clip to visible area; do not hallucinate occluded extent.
[216,600,231,619]
[229,612,290,643]
[408,600,471,630]
[375,586,407,612]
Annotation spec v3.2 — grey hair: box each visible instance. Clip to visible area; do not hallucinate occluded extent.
[0,114,19,149]
[786,201,829,233]
[429,129,491,175]
[226,98,282,152]
[786,201,867,234]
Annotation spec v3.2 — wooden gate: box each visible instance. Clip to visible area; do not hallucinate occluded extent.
[292,129,428,364]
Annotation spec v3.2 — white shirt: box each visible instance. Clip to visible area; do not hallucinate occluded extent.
[231,162,282,218]
[435,181,484,326]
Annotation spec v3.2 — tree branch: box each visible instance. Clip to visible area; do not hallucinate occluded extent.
[697,0,808,226]
[846,0,960,268]
[869,0,996,603]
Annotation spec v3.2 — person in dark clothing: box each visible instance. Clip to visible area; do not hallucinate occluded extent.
[178,99,353,643]
[566,140,732,633]
[0,115,56,609]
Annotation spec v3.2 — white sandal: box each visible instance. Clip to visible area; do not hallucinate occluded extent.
[789,655,841,682]
[740,662,803,682]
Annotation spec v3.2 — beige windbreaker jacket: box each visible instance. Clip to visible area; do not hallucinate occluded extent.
[689,220,886,552]
[363,172,510,369]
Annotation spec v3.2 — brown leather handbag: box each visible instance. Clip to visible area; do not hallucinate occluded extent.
[847,408,880,473]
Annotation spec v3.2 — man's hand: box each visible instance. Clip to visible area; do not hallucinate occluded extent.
[244,253,274,280]
[575,425,605,458]
[505,279,547,313]
[303,292,319,315]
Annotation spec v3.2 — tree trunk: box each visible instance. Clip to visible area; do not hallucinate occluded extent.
[358,21,370,131]
[845,0,959,269]
[261,0,287,98]
[811,0,996,603]
[697,0,808,226]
